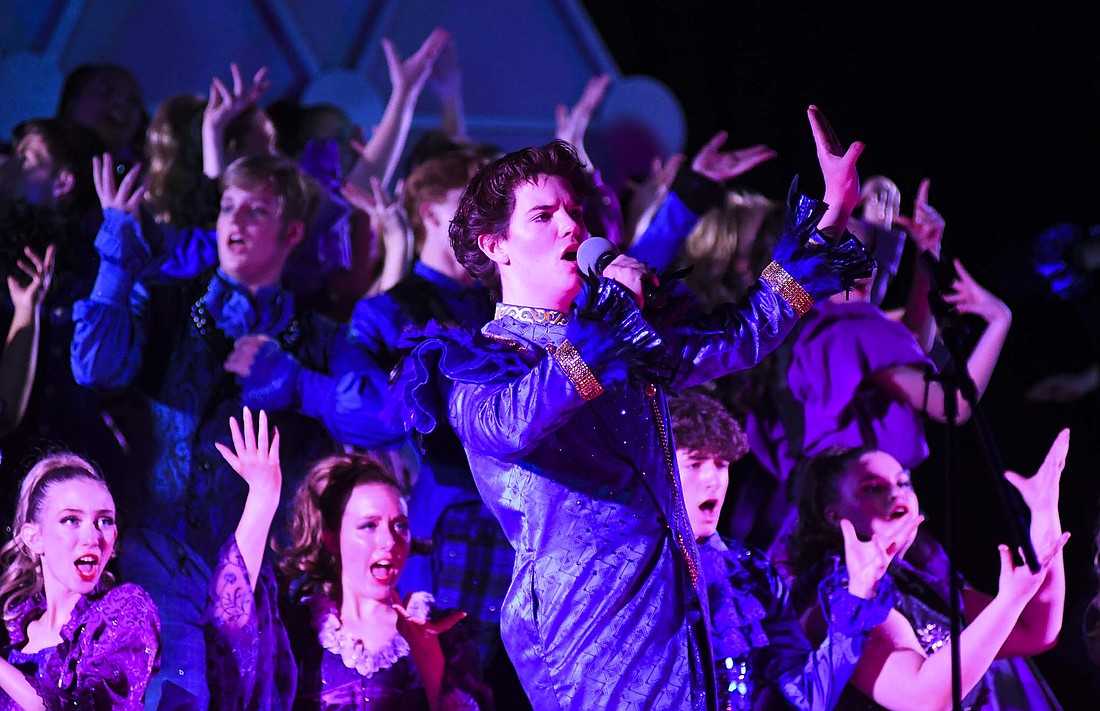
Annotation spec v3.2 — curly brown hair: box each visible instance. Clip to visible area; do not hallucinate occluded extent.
[448,139,597,300]
[668,388,750,463]
[276,452,407,600]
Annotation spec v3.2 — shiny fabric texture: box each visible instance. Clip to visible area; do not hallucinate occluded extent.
[1,583,161,710]
[396,274,803,711]
[699,536,896,711]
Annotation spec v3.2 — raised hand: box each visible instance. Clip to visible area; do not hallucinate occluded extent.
[391,589,466,641]
[383,27,450,100]
[808,104,862,232]
[892,178,945,258]
[624,153,684,239]
[6,244,55,314]
[555,74,611,168]
[204,63,271,134]
[842,513,924,598]
[215,406,281,495]
[1005,428,1069,549]
[428,32,463,103]
[690,130,776,184]
[92,153,144,216]
[941,260,1011,324]
[995,532,1070,607]
[342,176,408,238]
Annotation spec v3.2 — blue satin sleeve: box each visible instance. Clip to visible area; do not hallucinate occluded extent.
[761,568,896,710]
[448,352,590,461]
[627,190,699,273]
[655,277,800,390]
[70,209,151,390]
[293,321,409,450]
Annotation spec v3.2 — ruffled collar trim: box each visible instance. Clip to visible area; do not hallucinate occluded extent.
[307,592,434,677]
[698,536,770,659]
[494,303,568,326]
[5,581,111,650]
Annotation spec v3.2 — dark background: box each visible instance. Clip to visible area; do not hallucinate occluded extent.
[583,0,1100,706]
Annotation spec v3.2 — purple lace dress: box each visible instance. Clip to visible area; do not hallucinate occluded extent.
[1,582,161,710]
[205,537,491,710]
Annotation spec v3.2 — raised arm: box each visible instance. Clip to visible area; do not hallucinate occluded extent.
[891,178,944,352]
[346,28,449,191]
[871,259,1012,423]
[428,32,468,143]
[70,154,151,390]
[215,407,282,590]
[627,130,775,271]
[201,63,271,179]
[0,244,54,435]
[977,428,1070,657]
[808,104,861,237]
[764,516,915,710]
[342,176,413,296]
[848,535,1067,711]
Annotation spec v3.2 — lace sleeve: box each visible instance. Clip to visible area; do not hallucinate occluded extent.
[204,536,296,710]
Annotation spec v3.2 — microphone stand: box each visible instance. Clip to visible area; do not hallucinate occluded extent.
[919,251,1038,711]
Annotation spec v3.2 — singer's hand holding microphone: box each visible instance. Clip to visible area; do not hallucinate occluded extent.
[576,237,659,309]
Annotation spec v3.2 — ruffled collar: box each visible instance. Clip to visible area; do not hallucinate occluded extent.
[306,592,434,678]
[202,269,295,341]
[698,535,769,659]
[4,581,111,651]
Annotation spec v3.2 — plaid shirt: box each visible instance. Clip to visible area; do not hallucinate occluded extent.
[430,499,515,631]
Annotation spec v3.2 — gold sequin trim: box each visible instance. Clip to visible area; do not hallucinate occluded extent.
[494,303,569,326]
[761,261,814,316]
[547,340,604,400]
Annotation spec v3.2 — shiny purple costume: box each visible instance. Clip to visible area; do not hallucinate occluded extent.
[1,583,161,710]
[397,278,803,711]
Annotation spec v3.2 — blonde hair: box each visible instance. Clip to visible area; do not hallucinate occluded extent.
[0,453,112,619]
[682,190,785,311]
[276,452,406,601]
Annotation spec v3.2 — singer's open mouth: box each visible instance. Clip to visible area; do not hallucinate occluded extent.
[561,247,578,261]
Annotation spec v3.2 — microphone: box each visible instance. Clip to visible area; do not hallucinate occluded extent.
[577,237,666,308]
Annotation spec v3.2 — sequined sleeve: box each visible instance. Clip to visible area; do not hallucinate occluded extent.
[31,583,160,710]
[204,536,296,710]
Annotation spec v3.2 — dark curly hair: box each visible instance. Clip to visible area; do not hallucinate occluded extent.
[448,139,597,300]
[784,445,875,582]
[668,388,750,463]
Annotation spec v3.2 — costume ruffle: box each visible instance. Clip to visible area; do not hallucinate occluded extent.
[699,542,770,659]
[772,181,876,300]
[818,561,899,634]
[391,321,531,435]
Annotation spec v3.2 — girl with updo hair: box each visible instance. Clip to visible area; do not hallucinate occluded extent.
[0,452,160,710]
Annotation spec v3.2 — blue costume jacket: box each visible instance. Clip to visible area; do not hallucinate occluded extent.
[397,273,807,711]
[68,208,395,708]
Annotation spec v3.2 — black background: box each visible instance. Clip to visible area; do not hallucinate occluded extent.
[583,0,1100,705]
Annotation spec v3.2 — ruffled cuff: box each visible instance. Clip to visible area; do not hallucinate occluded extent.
[94,208,152,273]
[391,324,529,436]
[818,566,898,635]
[767,181,875,304]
